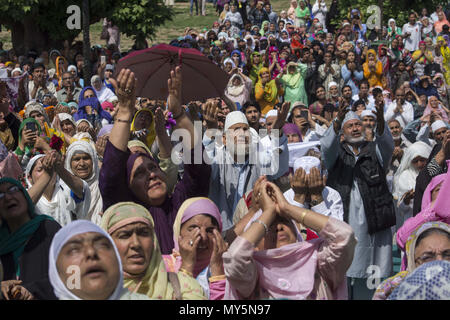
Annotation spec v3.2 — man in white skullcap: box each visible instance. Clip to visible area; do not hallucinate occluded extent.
[320,101,395,299]
[283,156,344,223]
[416,119,449,147]
[204,109,290,232]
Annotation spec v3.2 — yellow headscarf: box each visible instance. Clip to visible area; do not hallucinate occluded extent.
[130,109,156,149]
[55,56,68,88]
[101,202,175,299]
[256,67,278,103]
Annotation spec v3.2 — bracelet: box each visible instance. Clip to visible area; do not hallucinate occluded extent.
[179,268,193,277]
[252,219,269,234]
[116,118,132,123]
[209,275,226,282]
[299,210,307,225]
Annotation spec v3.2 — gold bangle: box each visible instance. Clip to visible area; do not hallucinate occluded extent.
[300,210,307,225]
[179,268,193,277]
[209,275,226,282]
[116,118,132,123]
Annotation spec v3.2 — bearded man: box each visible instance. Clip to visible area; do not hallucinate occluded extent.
[320,99,396,300]
[203,104,289,231]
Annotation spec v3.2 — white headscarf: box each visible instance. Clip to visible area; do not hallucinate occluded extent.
[226,74,245,97]
[26,155,91,227]
[91,75,117,104]
[48,220,126,300]
[65,141,103,225]
[57,113,76,128]
[393,141,432,199]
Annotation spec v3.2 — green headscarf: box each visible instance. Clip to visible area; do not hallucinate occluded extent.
[0,177,54,277]
[260,21,269,36]
[16,118,42,155]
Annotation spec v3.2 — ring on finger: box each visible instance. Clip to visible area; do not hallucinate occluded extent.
[189,239,194,246]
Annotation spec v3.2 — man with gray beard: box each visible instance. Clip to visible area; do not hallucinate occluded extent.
[320,100,396,299]
[203,102,290,232]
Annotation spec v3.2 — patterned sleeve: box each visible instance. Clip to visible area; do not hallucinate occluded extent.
[372,271,409,300]
[177,272,207,300]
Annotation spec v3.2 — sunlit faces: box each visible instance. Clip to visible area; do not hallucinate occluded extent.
[362,115,376,129]
[433,127,447,143]
[180,214,220,262]
[388,120,402,139]
[83,89,96,99]
[411,156,427,171]
[70,152,93,180]
[343,119,364,144]
[111,222,153,276]
[61,119,76,136]
[56,232,120,300]
[129,156,168,207]
[224,122,250,158]
[265,116,277,135]
[244,106,261,125]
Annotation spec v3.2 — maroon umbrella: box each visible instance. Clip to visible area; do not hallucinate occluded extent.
[115,44,230,104]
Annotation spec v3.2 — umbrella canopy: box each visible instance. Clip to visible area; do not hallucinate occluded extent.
[115,44,230,104]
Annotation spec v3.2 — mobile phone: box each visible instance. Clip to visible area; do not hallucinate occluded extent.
[101,55,106,65]
[26,122,37,132]
[300,110,309,119]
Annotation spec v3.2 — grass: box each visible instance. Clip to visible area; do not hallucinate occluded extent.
[0,0,295,52]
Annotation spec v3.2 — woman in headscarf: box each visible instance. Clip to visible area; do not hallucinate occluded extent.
[246,51,264,86]
[25,152,91,227]
[0,177,60,300]
[396,160,450,270]
[260,21,270,36]
[373,221,450,299]
[74,87,113,129]
[287,0,298,25]
[163,197,227,300]
[55,56,68,90]
[421,16,435,40]
[392,142,432,231]
[434,11,450,35]
[378,44,391,88]
[91,75,117,104]
[341,50,364,95]
[295,0,310,27]
[56,113,76,145]
[255,67,284,115]
[422,95,449,122]
[129,108,156,152]
[387,18,402,40]
[64,140,103,225]
[224,71,252,107]
[268,46,286,79]
[14,118,46,171]
[230,49,244,69]
[363,49,384,88]
[277,61,308,106]
[0,141,22,181]
[412,41,434,78]
[100,67,211,256]
[437,36,450,86]
[48,220,149,300]
[0,109,15,151]
[223,179,356,300]
[100,202,206,299]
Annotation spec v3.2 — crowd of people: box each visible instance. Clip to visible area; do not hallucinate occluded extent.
[0,0,450,301]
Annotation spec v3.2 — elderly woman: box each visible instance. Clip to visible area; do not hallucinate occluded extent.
[74,87,113,129]
[163,197,227,300]
[48,220,149,300]
[255,67,284,115]
[387,18,402,39]
[101,202,206,299]
[396,160,450,270]
[422,95,449,122]
[373,221,450,299]
[130,108,156,151]
[0,178,60,300]
[223,179,356,300]
[25,151,91,227]
[277,61,308,107]
[65,140,103,225]
[224,70,252,108]
[363,49,384,88]
[91,75,117,104]
[392,142,432,231]
[100,68,210,255]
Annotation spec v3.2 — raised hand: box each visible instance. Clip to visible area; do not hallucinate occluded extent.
[154,107,167,135]
[116,69,137,114]
[272,101,290,132]
[291,168,308,203]
[96,135,108,158]
[168,66,182,115]
[201,100,220,129]
[178,229,201,274]
[307,167,325,203]
[209,229,228,276]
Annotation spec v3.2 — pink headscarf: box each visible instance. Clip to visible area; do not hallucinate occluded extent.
[421,173,446,211]
[423,97,449,122]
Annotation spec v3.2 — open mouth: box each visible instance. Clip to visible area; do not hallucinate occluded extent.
[84,265,106,277]
[148,181,162,190]
[6,202,18,210]
[128,254,144,262]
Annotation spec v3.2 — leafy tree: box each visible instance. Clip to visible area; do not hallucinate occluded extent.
[332,0,445,32]
[0,0,173,55]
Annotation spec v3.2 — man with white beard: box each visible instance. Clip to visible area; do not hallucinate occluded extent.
[320,100,396,300]
[203,104,290,232]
